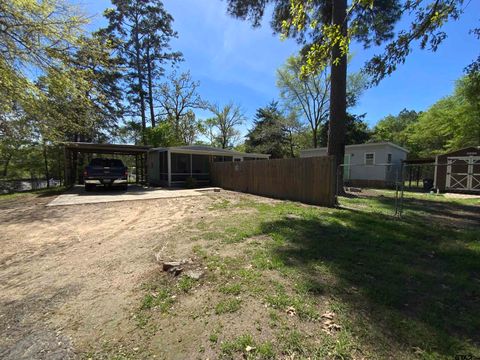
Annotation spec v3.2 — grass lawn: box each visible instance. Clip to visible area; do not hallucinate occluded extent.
[96,190,479,359]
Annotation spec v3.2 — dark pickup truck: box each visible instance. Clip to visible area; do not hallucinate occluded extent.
[83,158,128,191]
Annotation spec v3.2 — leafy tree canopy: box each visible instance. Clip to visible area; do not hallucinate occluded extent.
[245,101,290,158]
[372,109,420,148]
[276,54,366,148]
[320,113,371,147]
[407,74,480,157]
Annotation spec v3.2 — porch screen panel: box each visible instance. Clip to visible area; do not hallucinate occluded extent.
[171,153,191,182]
[192,155,210,181]
[159,151,168,181]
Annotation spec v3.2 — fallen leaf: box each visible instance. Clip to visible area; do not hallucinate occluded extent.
[321,311,335,320]
[286,306,296,316]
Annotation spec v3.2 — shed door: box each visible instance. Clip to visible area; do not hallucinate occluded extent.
[471,157,480,191]
[446,156,480,192]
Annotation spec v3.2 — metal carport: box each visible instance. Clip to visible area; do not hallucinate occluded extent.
[63,142,151,186]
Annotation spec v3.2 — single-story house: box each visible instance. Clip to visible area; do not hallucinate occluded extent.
[434,146,480,193]
[300,142,409,188]
[148,145,270,187]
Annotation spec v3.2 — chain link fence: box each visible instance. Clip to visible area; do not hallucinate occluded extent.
[335,160,478,217]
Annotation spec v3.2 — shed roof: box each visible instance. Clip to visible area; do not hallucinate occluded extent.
[150,145,270,158]
[436,146,480,158]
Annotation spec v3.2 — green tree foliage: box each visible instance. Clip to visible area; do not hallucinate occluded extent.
[0,1,123,182]
[33,34,124,143]
[227,0,401,176]
[0,109,33,177]
[320,113,371,147]
[207,103,245,149]
[176,111,204,145]
[227,0,477,182]
[157,71,205,142]
[245,102,290,158]
[277,54,366,148]
[407,75,480,157]
[145,121,179,147]
[372,109,420,148]
[101,0,181,142]
[276,55,329,148]
[0,0,87,110]
[283,112,311,157]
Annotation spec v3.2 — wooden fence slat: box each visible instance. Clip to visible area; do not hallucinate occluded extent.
[211,156,336,207]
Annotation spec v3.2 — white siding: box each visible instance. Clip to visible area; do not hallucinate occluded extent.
[300,143,408,182]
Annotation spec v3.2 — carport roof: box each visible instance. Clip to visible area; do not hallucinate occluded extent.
[64,142,151,155]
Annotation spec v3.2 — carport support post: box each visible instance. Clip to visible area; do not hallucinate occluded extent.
[64,147,71,187]
[135,155,139,184]
[140,155,145,184]
[167,150,172,187]
[144,152,148,185]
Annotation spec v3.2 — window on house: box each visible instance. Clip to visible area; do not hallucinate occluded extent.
[365,152,375,166]
[387,153,392,171]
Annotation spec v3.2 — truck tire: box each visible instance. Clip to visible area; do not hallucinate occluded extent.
[85,184,95,192]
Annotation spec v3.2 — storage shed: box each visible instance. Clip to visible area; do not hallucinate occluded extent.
[148,145,270,187]
[434,146,480,193]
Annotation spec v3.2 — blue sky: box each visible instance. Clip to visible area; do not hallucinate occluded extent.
[82,0,479,134]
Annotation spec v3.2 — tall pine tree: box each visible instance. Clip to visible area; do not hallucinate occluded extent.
[101,0,182,144]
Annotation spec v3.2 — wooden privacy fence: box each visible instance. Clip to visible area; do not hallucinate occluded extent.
[211,156,336,206]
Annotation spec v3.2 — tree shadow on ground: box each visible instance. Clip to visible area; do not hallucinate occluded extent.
[259,207,480,357]
[345,193,480,228]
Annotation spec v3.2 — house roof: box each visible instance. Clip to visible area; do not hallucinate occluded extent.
[301,142,409,154]
[150,145,270,159]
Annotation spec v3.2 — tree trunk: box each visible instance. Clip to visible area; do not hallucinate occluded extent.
[146,47,156,128]
[133,21,147,145]
[77,135,85,185]
[72,134,78,185]
[42,141,50,188]
[2,154,12,177]
[327,0,348,195]
[287,130,295,158]
[312,127,318,148]
[57,146,63,185]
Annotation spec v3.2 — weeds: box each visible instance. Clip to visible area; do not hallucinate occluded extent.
[215,298,242,314]
[219,283,242,296]
[132,191,480,359]
[221,334,274,359]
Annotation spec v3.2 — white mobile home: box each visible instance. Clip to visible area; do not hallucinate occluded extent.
[300,142,408,187]
[148,145,270,187]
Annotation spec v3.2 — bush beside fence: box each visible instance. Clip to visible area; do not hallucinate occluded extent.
[211,156,336,207]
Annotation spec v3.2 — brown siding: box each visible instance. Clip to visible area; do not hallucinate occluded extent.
[434,147,480,192]
[211,156,336,207]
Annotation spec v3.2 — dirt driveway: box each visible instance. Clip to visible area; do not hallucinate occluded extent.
[0,191,221,359]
